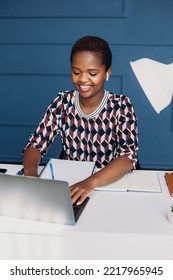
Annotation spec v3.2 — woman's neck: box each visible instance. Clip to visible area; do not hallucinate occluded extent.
[79,90,104,115]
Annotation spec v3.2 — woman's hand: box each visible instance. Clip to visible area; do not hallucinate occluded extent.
[70,176,98,205]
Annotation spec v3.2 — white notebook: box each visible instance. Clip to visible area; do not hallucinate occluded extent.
[40,158,95,186]
[95,170,161,193]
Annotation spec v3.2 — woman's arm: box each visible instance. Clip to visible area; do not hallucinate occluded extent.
[22,95,63,176]
[70,155,133,205]
[23,147,42,176]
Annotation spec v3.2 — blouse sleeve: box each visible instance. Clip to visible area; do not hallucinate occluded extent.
[23,94,62,156]
[115,95,139,168]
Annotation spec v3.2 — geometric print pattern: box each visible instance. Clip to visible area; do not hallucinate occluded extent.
[24,90,139,168]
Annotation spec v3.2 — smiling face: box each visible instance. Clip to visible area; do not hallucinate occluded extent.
[71,51,111,105]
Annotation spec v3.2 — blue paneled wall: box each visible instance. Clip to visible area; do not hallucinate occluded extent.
[0,0,173,168]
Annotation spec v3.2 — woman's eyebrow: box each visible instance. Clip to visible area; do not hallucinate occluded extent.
[88,68,99,71]
[72,66,99,71]
[72,66,80,70]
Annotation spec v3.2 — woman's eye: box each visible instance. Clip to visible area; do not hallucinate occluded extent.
[73,71,80,75]
[90,73,97,77]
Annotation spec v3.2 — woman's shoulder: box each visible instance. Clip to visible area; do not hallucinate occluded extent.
[50,90,75,105]
[55,90,75,100]
[108,91,131,104]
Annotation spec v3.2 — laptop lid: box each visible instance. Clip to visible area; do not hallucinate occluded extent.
[0,173,78,225]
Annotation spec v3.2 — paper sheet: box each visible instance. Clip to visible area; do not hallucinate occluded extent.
[40,158,95,186]
[130,58,173,113]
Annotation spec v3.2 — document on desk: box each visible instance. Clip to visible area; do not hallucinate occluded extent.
[40,158,95,186]
[95,170,162,193]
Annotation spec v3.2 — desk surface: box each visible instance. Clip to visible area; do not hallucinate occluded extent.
[0,163,173,260]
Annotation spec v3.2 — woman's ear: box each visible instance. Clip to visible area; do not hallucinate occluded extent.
[106,68,112,81]
[106,72,109,81]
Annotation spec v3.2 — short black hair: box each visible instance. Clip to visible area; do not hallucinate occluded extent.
[70,36,112,71]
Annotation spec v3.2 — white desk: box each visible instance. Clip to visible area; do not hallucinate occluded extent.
[0,163,173,260]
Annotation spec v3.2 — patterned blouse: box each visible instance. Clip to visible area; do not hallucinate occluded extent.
[24,90,139,168]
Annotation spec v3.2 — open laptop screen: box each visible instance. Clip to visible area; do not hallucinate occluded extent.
[0,173,89,225]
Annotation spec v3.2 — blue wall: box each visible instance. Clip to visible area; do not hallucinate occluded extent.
[0,0,173,168]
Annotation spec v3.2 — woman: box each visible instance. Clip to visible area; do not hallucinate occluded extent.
[23,36,139,205]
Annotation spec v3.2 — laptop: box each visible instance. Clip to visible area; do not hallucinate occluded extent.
[0,173,90,225]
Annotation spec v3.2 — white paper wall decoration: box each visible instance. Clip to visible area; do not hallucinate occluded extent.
[130,58,173,113]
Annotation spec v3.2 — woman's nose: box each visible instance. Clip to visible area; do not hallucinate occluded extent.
[78,73,88,82]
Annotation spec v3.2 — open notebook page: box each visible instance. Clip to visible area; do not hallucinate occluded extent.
[95,170,161,193]
[127,170,161,192]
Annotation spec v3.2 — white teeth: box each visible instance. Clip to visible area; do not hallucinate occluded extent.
[80,85,90,90]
